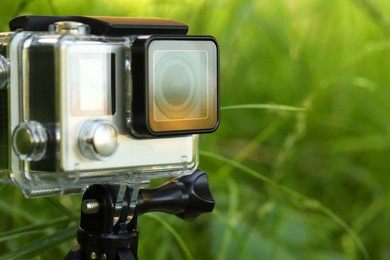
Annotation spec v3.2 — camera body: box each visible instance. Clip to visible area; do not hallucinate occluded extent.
[0,16,219,197]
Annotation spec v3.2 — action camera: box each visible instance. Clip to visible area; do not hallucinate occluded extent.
[0,16,219,197]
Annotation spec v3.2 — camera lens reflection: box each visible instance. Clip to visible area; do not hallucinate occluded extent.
[161,64,192,107]
[154,51,206,120]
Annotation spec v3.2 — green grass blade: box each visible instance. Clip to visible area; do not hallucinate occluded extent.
[213,209,250,260]
[145,213,194,260]
[0,216,70,239]
[0,230,44,243]
[0,198,37,223]
[0,225,77,260]
[217,177,240,260]
[45,197,79,223]
[200,150,370,260]
[221,104,305,112]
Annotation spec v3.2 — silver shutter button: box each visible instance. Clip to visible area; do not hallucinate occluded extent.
[78,120,119,161]
[12,121,48,161]
[49,21,90,35]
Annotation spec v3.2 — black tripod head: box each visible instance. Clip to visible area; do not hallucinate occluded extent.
[65,170,215,260]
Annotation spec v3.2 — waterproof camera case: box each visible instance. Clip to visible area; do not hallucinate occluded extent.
[0,16,219,198]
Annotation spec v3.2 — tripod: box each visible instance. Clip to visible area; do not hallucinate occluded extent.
[65,170,215,260]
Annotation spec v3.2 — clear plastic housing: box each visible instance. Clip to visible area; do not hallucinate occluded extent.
[0,30,199,198]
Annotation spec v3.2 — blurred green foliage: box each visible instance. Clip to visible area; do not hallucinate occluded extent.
[0,0,390,259]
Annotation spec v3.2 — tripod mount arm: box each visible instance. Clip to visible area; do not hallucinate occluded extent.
[65,170,215,260]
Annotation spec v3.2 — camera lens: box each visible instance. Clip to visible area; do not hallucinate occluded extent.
[154,52,206,120]
[139,37,219,135]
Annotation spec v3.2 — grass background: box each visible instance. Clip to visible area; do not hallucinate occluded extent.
[0,0,390,259]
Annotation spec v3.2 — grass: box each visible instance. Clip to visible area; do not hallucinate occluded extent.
[0,0,390,259]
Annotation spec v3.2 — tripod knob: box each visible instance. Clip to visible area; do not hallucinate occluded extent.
[138,170,215,221]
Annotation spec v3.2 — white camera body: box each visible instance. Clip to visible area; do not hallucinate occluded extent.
[0,16,219,197]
